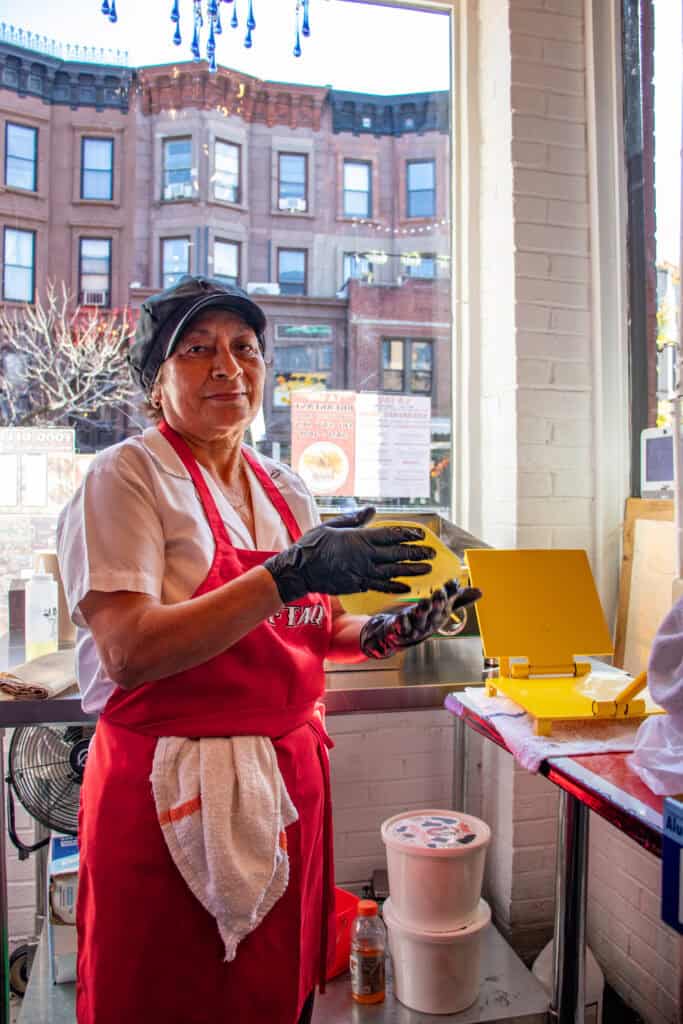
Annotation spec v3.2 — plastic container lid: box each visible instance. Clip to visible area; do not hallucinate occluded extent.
[383,897,491,942]
[381,809,491,857]
[356,899,378,917]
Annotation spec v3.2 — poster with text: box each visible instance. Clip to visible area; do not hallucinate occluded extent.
[291,391,356,496]
[355,393,431,498]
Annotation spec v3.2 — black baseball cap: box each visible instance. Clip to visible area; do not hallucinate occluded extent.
[128,275,267,394]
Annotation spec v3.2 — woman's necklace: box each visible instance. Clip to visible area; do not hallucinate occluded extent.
[219,465,252,515]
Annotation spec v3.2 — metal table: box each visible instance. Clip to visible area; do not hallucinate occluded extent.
[446,689,664,1024]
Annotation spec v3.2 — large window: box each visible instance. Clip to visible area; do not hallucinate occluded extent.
[278,249,307,296]
[382,339,433,394]
[5,123,37,191]
[407,159,436,218]
[213,239,240,286]
[3,227,35,302]
[403,253,436,279]
[162,237,190,289]
[278,153,308,212]
[214,140,240,203]
[163,138,193,201]
[79,238,111,306]
[343,252,372,283]
[273,343,333,408]
[81,138,114,201]
[343,160,371,218]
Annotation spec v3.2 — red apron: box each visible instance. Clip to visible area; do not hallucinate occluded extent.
[76,421,336,1024]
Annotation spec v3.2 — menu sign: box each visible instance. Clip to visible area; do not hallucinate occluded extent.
[291,391,430,498]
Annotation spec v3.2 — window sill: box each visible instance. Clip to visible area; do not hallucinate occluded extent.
[157,197,200,207]
[207,198,249,213]
[72,198,119,208]
[2,185,42,199]
[271,209,315,220]
[336,215,382,227]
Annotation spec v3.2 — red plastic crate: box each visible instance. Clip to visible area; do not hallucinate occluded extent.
[327,886,359,980]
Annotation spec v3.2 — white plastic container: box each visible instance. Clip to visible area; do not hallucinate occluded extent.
[380,809,490,931]
[384,896,490,1015]
[25,564,59,662]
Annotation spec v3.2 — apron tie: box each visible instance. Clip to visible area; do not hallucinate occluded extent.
[308,717,334,994]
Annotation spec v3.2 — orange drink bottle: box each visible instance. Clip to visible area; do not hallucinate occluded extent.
[349,899,386,1004]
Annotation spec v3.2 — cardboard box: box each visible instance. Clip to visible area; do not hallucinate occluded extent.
[47,835,79,983]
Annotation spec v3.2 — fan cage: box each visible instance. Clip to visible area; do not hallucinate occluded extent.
[8,725,94,837]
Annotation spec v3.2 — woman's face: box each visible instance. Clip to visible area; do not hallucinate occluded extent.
[153,309,265,442]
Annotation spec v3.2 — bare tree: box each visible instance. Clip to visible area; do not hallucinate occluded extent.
[0,282,139,427]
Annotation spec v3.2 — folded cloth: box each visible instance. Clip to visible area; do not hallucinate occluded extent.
[151,735,299,961]
[0,650,77,701]
[448,684,644,773]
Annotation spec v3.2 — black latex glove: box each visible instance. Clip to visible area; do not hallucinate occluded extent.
[360,579,483,660]
[264,506,435,604]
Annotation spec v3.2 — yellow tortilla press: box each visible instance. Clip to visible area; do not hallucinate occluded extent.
[463,548,664,736]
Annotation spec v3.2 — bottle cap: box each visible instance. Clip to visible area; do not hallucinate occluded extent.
[357,899,378,917]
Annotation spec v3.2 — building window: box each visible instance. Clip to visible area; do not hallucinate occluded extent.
[81,138,114,200]
[403,253,436,279]
[273,343,333,408]
[343,252,372,284]
[3,228,35,303]
[213,239,239,286]
[214,140,240,203]
[163,138,193,201]
[407,160,436,218]
[343,160,371,218]
[5,123,37,192]
[79,238,111,306]
[278,249,307,296]
[278,153,308,212]
[382,339,433,394]
[161,237,190,289]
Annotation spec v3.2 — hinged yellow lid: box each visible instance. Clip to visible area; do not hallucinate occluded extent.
[464,549,613,676]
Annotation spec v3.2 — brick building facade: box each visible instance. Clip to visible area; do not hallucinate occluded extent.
[0,38,451,480]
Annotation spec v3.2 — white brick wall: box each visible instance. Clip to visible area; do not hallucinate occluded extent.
[328,709,455,885]
[588,816,682,1023]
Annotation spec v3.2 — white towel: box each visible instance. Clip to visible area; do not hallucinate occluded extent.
[150,735,299,961]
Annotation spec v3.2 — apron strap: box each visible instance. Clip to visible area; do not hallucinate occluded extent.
[158,420,234,552]
[307,716,335,995]
[241,446,303,542]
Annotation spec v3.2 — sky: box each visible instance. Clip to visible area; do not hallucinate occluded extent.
[0,0,679,264]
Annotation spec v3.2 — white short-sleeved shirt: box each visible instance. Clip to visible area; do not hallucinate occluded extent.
[56,428,320,715]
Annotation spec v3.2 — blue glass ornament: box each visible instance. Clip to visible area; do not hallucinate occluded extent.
[191,22,201,60]
[207,18,216,56]
[101,0,110,15]
[208,0,218,15]
[170,0,180,22]
[231,4,238,28]
[246,0,255,31]
[173,22,182,45]
[109,0,117,23]
[216,8,222,33]
[293,23,301,57]
[209,50,217,72]
[302,0,310,37]
[244,24,252,48]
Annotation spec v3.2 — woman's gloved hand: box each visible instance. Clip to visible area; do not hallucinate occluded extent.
[264,506,435,603]
[360,579,483,660]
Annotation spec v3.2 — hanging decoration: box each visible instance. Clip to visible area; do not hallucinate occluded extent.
[99,1,312,70]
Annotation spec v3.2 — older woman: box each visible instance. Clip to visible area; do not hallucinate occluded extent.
[57,275,479,1024]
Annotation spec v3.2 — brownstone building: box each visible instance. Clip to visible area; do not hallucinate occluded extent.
[0,34,451,487]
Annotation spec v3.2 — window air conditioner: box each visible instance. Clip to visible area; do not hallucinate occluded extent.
[246,283,281,296]
[278,197,307,212]
[83,290,107,306]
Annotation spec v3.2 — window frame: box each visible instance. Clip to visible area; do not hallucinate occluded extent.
[404,253,437,279]
[277,247,308,296]
[78,236,112,307]
[213,138,241,205]
[278,152,308,212]
[381,337,434,396]
[406,158,436,219]
[343,251,373,284]
[213,238,241,286]
[162,136,194,202]
[2,226,36,303]
[80,136,114,202]
[5,121,38,192]
[161,235,191,290]
[343,159,372,219]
